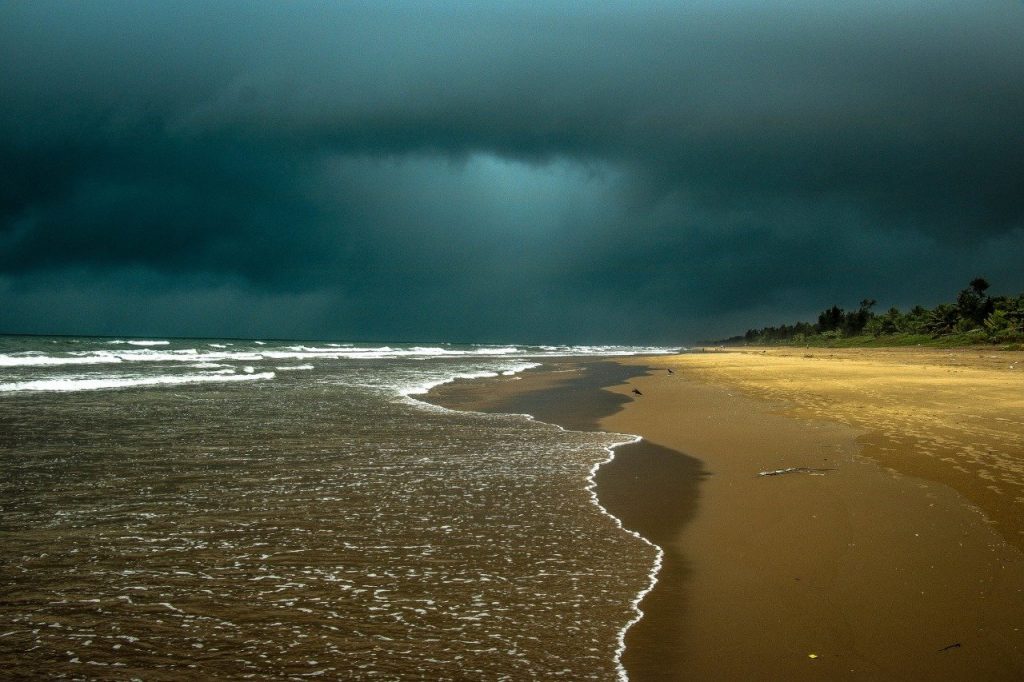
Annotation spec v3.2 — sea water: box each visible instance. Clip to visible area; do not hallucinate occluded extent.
[0,336,671,679]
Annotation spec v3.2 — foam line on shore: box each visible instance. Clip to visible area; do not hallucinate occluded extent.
[412,364,665,681]
[477,418,664,681]
[399,362,542,402]
[589,434,663,682]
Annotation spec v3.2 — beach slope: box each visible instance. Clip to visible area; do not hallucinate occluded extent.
[429,348,1024,679]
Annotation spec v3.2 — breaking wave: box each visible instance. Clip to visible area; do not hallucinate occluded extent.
[0,372,276,393]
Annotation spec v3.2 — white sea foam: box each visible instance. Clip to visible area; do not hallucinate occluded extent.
[287,345,385,354]
[0,350,267,367]
[104,339,170,346]
[0,372,275,393]
[545,344,675,357]
[403,370,500,398]
[112,349,207,361]
[588,435,663,682]
[0,354,123,367]
[473,346,521,354]
[403,363,663,680]
[276,364,314,371]
[401,362,541,400]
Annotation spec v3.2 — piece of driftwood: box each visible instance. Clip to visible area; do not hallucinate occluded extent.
[757,467,836,477]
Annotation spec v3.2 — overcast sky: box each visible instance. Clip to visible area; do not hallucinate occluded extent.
[2,1,1022,343]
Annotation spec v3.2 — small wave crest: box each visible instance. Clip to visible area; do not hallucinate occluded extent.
[0,372,276,393]
[0,353,123,367]
[106,339,171,346]
[402,362,541,400]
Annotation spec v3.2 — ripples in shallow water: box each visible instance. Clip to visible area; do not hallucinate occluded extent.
[0,356,654,679]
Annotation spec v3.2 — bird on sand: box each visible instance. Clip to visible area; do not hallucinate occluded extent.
[667,368,674,374]
[631,388,643,396]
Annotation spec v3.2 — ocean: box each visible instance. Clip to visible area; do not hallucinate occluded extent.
[0,335,672,679]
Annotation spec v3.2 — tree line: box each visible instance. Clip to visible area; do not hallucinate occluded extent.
[721,279,1024,347]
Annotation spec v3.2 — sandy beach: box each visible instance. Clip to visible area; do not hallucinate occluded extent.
[428,347,1024,679]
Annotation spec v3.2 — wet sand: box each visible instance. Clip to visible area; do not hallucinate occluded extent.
[427,349,1024,680]
[429,362,705,677]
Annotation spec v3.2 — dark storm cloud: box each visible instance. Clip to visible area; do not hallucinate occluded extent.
[2,1,1023,342]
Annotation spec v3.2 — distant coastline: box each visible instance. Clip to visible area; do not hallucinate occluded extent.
[716,278,1024,349]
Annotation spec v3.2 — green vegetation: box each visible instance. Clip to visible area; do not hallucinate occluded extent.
[720,279,1024,348]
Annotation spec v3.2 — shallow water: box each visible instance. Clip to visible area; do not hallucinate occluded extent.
[0,337,664,678]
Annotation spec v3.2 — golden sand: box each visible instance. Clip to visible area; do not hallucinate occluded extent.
[651,347,1024,547]
[604,347,1024,679]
